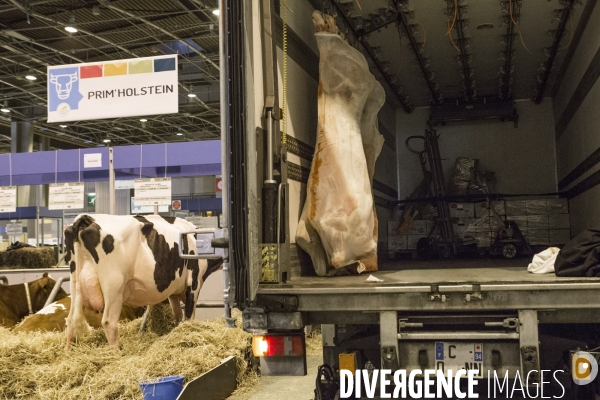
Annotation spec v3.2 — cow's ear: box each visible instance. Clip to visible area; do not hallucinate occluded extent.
[42,272,48,278]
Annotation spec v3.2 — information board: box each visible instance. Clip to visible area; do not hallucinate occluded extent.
[134,178,171,206]
[6,222,23,236]
[0,186,17,213]
[49,182,85,210]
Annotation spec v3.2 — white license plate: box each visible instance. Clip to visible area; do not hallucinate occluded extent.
[435,342,484,378]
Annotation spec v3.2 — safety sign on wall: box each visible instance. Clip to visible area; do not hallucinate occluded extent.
[134,178,171,206]
[49,182,85,210]
[47,55,178,122]
[0,186,17,213]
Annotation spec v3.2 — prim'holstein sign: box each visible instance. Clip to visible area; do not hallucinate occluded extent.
[47,55,178,122]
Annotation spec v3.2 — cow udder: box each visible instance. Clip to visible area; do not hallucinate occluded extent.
[80,267,104,312]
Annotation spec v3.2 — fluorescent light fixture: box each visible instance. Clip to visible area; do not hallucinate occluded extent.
[103,139,111,143]
[176,132,183,136]
[187,93,196,98]
[65,26,78,33]
[60,125,67,128]
[139,118,147,122]
[25,75,37,81]
[0,108,10,113]
[212,9,220,16]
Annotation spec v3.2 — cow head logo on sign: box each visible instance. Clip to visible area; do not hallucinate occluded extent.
[47,67,84,114]
[50,73,78,99]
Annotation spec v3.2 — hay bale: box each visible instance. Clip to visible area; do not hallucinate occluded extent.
[0,311,254,399]
[0,247,57,269]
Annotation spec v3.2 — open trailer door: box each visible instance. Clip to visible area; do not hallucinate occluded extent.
[224,0,291,310]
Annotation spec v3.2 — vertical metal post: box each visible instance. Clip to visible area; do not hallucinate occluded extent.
[518,310,540,383]
[35,185,40,246]
[109,147,116,215]
[153,205,158,215]
[220,0,234,327]
[380,311,400,370]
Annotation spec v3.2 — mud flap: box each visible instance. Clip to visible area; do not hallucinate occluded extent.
[184,287,194,319]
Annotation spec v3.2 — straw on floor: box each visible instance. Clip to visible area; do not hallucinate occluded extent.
[0,307,256,400]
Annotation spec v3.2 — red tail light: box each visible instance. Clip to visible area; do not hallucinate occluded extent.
[252,335,304,357]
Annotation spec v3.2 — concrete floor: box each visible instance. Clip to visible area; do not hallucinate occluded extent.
[243,356,322,400]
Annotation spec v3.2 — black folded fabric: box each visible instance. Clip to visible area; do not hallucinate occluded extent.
[555,229,600,277]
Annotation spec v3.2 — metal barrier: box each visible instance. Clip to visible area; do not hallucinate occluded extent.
[44,276,70,307]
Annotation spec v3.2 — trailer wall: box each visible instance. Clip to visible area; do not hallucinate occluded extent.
[395,102,558,199]
[552,1,600,237]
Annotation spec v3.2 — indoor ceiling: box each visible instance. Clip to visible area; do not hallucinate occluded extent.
[310,0,583,111]
[0,0,219,154]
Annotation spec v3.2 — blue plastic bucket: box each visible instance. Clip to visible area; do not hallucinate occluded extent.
[139,376,185,400]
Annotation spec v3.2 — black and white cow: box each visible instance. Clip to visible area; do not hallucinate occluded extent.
[64,214,222,349]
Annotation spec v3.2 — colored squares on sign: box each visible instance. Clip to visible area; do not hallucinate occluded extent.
[129,60,153,74]
[154,58,176,72]
[104,62,127,76]
[80,65,103,79]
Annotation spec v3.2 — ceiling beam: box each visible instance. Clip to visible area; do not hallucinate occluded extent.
[395,0,443,106]
[498,1,519,100]
[532,0,575,104]
[102,2,219,79]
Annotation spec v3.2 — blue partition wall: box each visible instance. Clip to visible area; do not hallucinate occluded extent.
[0,141,221,186]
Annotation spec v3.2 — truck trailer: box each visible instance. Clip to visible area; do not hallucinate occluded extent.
[215,0,600,398]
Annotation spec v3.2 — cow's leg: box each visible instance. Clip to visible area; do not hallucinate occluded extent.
[168,296,183,324]
[101,290,124,349]
[66,249,88,350]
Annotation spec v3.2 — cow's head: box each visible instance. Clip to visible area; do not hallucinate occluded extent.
[49,73,78,100]
[30,273,68,313]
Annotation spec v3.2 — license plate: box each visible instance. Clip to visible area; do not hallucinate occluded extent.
[435,342,484,378]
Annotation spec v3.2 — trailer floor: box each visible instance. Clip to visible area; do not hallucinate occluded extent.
[274,258,600,291]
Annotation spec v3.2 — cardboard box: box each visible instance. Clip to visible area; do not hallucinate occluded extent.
[549,214,570,229]
[407,235,425,250]
[526,229,550,246]
[547,198,568,214]
[492,200,506,216]
[473,231,493,248]
[508,215,528,229]
[388,220,430,236]
[449,203,475,218]
[527,215,550,230]
[388,236,408,251]
[505,200,528,216]
[474,201,490,218]
[388,220,401,236]
[549,229,571,245]
[526,199,548,215]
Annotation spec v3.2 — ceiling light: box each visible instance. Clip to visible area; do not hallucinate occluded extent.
[60,125,67,128]
[103,138,111,143]
[65,14,77,33]
[187,93,196,98]
[212,9,220,16]
[0,108,9,113]
[176,132,183,136]
[139,118,147,122]
[25,75,36,81]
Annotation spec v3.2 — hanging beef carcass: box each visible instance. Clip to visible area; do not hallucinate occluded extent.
[296,11,385,276]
